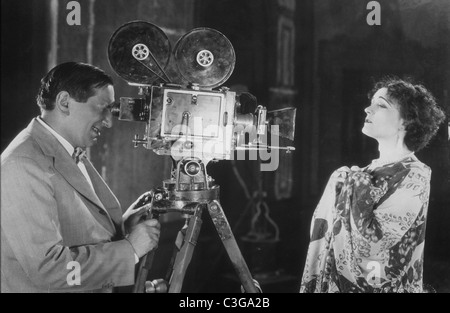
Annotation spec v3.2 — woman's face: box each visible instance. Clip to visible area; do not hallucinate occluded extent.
[362,87,405,140]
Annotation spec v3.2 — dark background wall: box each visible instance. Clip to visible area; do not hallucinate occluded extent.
[1,0,449,292]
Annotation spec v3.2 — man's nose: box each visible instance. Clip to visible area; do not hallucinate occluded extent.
[364,106,372,114]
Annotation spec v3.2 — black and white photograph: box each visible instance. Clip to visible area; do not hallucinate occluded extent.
[1,0,449,298]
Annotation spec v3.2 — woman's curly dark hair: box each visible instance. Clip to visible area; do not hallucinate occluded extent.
[368,77,446,152]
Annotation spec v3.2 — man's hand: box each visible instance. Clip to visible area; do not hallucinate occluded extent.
[127,219,161,258]
[123,191,153,234]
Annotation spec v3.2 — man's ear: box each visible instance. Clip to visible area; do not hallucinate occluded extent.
[55,91,71,115]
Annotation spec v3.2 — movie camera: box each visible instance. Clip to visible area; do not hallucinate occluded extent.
[108,21,295,162]
[107,21,296,293]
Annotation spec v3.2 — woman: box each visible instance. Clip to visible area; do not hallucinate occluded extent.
[300,77,446,293]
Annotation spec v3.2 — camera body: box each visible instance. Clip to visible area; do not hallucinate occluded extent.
[113,83,265,161]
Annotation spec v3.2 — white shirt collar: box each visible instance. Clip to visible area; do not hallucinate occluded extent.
[36,116,75,157]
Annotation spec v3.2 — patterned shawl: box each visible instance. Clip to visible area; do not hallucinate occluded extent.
[300,155,431,293]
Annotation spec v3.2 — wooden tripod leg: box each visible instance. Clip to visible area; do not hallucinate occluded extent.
[133,250,156,293]
[167,204,203,293]
[207,200,259,293]
[164,222,187,283]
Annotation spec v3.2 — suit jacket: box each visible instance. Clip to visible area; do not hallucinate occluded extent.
[1,118,135,292]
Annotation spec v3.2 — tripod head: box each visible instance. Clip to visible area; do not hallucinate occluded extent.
[145,157,220,219]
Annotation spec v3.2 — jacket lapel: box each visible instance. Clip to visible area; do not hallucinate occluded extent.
[83,158,125,236]
[28,119,121,235]
[53,153,106,210]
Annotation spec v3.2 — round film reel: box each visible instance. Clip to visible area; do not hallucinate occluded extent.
[132,44,150,60]
[196,50,214,67]
[108,21,171,85]
[174,28,235,89]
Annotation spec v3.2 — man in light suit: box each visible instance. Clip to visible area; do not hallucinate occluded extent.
[1,62,160,292]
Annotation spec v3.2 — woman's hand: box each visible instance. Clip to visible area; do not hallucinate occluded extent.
[332,166,351,183]
[331,165,364,188]
[350,165,363,172]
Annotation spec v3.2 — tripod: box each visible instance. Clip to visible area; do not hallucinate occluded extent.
[133,157,260,293]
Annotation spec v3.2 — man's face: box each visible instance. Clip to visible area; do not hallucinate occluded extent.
[65,85,114,148]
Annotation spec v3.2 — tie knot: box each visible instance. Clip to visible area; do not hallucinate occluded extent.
[72,147,86,164]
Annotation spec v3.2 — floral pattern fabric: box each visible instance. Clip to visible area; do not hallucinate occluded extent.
[300,156,431,293]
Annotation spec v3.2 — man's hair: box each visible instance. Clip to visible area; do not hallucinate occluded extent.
[36,62,113,110]
[368,76,446,152]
